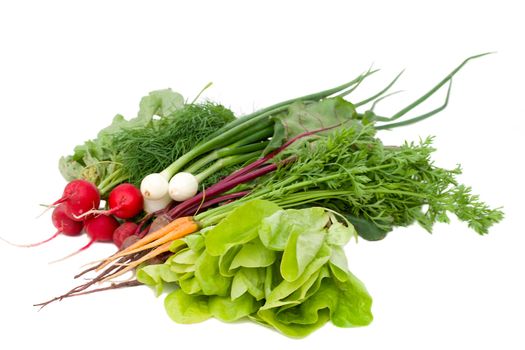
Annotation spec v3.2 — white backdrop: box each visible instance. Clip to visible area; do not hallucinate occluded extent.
[1,1,523,349]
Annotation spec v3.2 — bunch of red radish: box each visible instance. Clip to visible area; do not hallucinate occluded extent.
[5,179,145,261]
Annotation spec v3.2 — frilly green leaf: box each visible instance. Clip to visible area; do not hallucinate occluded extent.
[140,200,371,338]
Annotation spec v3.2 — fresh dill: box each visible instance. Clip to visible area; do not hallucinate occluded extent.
[113,102,236,186]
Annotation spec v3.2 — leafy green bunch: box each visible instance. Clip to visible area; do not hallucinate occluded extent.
[198,122,503,240]
[138,200,373,338]
[58,89,235,195]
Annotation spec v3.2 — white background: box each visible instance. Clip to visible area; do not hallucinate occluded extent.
[1,1,524,349]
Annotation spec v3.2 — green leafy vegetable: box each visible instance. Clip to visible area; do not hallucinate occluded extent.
[164,289,211,324]
[204,199,281,256]
[265,97,357,152]
[209,293,261,322]
[138,200,372,338]
[114,102,236,187]
[59,89,235,195]
[224,123,504,237]
[258,207,329,250]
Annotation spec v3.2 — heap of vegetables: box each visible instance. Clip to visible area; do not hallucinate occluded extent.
[6,54,504,338]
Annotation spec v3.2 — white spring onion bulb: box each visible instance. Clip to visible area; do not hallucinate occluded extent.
[140,173,169,200]
[168,172,199,201]
[143,193,173,214]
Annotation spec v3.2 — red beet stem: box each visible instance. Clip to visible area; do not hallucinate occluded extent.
[167,162,279,219]
[179,190,251,217]
[137,224,151,239]
[134,213,153,235]
[219,124,338,184]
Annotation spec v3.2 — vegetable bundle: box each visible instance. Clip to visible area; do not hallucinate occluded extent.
[7,53,503,338]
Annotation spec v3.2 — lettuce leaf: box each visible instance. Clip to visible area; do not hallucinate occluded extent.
[138,200,372,338]
[205,200,281,256]
[164,290,211,324]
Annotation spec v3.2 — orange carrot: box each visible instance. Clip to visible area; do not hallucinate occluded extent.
[100,241,174,283]
[122,216,193,253]
[108,219,199,258]
[95,216,194,271]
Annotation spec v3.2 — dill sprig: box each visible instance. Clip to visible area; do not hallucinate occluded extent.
[113,102,236,186]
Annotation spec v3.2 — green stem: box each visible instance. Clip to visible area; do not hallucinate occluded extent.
[195,197,249,226]
[196,208,235,227]
[272,174,343,193]
[217,142,269,159]
[375,80,452,130]
[250,162,397,200]
[383,52,492,122]
[160,111,275,178]
[185,142,270,174]
[97,168,124,191]
[368,188,429,198]
[246,175,301,198]
[194,151,263,183]
[190,82,213,105]
[272,190,351,207]
[335,68,378,98]
[230,125,274,147]
[205,71,375,141]
[354,70,404,108]
[184,152,219,174]
[98,173,130,197]
[196,189,352,227]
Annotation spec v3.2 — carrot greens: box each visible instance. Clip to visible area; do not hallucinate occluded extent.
[194,123,503,237]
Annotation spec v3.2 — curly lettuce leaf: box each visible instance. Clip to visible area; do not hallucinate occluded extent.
[259,207,329,251]
[205,200,281,256]
[229,238,276,269]
[194,251,231,296]
[136,263,180,296]
[231,267,266,300]
[164,289,211,324]
[138,200,371,338]
[276,276,373,328]
[209,293,261,322]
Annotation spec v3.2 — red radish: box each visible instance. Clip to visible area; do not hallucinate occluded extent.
[52,205,85,237]
[50,214,119,263]
[0,204,83,247]
[51,180,100,221]
[76,183,143,220]
[108,184,143,219]
[113,222,138,249]
[85,215,120,242]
